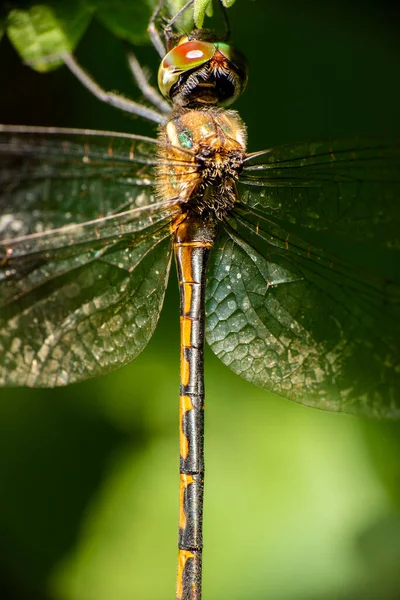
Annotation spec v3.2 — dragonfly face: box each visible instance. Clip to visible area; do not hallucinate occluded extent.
[158,33,248,106]
[0,1,400,599]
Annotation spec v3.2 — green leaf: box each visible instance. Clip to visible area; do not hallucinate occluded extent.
[94,0,156,45]
[6,2,93,72]
[193,0,213,28]
[193,0,236,27]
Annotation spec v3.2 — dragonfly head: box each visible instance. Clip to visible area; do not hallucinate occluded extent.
[158,31,248,108]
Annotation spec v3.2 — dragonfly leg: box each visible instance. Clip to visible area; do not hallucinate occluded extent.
[217,0,231,42]
[125,49,171,113]
[62,53,167,124]
[147,0,168,57]
[148,0,196,56]
[163,0,195,48]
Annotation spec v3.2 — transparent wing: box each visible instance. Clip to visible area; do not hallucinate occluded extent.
[0,126,177,387]
[0,125,165,232]
[240,137,399,248]
[206,138,400,417]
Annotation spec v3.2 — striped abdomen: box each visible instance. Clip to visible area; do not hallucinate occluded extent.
[173,215,217,600]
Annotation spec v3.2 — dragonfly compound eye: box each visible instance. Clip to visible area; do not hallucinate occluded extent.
[158,39,248,106]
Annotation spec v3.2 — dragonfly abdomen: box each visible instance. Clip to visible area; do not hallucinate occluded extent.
[173,215,217,600]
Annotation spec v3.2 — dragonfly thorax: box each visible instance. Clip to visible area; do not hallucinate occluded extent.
[157,106,247,220]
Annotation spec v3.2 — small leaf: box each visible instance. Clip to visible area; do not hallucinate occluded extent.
[193,0,236,29]
[193,0,212,28]
[6,2,92,72]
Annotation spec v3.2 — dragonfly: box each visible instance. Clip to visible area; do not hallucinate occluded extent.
[1,0,399,598]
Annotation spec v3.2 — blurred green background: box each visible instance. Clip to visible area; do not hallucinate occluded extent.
[1,1,400,599]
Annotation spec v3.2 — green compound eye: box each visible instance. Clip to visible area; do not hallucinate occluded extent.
[177,129,194,149]
[158,40,216,99]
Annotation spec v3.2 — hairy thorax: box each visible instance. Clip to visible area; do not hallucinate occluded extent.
[156,107,247,221]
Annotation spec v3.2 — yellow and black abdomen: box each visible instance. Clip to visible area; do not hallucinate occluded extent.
[173,215,216,600]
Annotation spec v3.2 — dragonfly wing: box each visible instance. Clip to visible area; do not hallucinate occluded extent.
[0,126,163,231]
[0,127,175,387]
[206,138,400,417]
[240,137,399,249]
